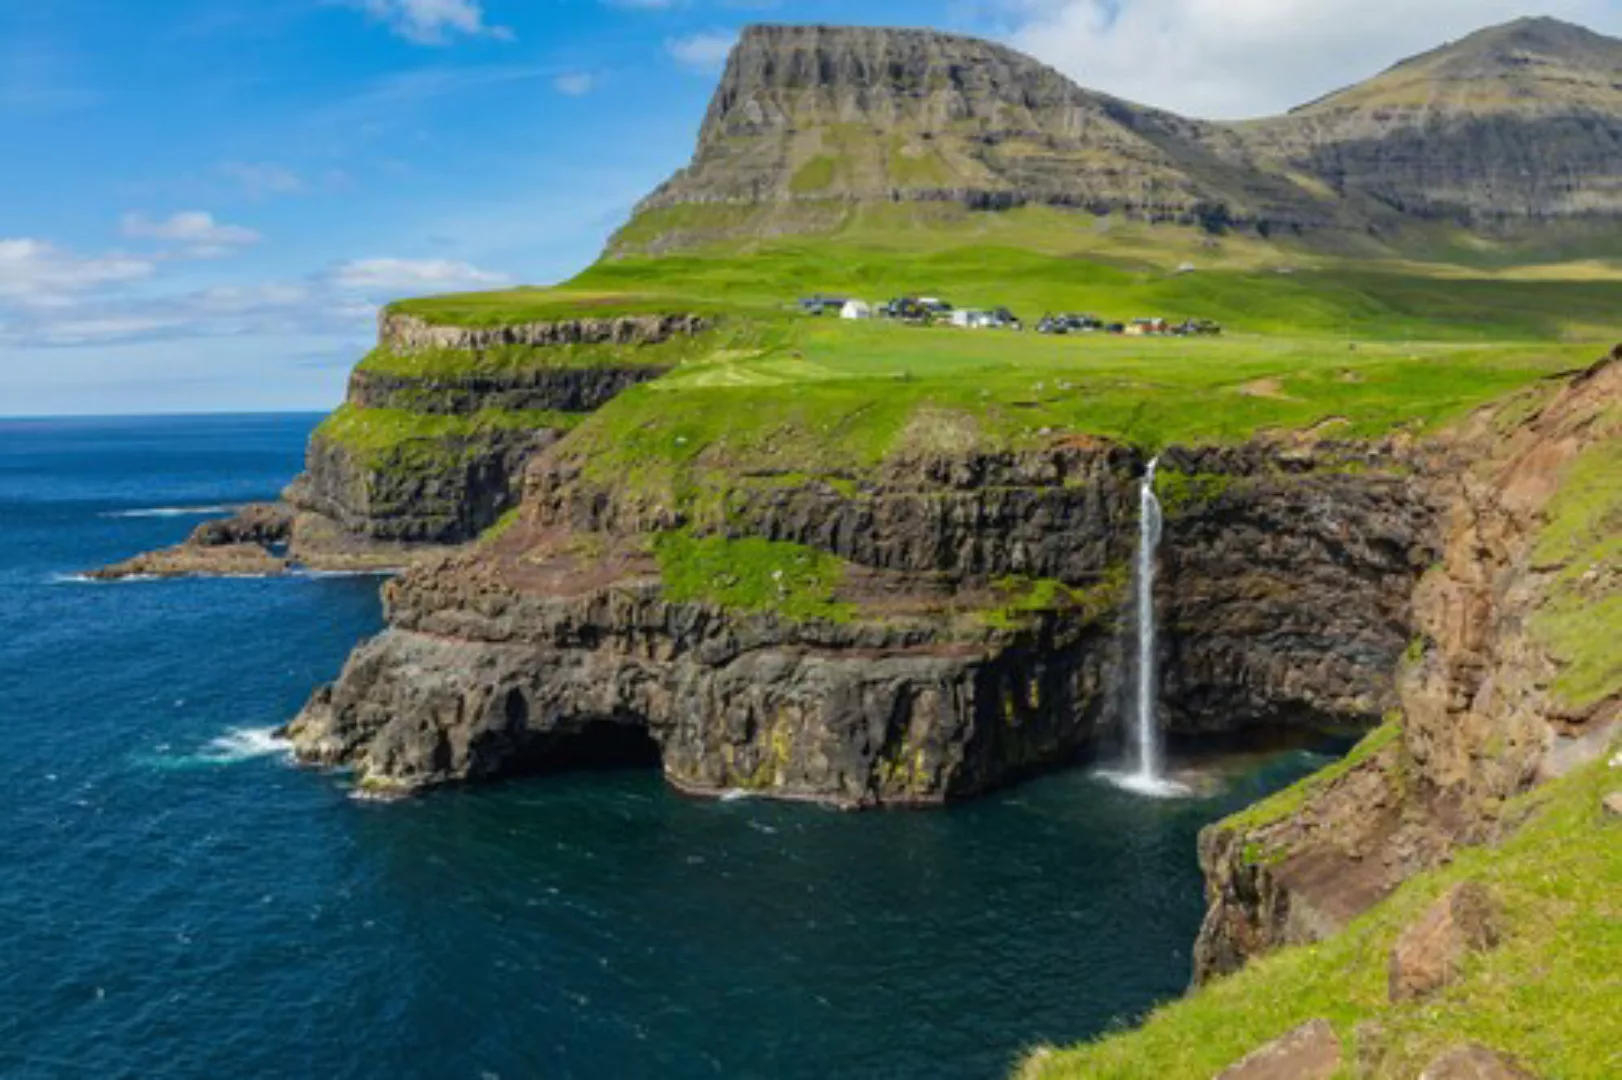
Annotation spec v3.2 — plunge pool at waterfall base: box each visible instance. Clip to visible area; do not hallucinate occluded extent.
[0,414,1347,1079]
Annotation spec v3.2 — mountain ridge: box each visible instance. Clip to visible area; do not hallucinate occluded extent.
[629,17,1622,248]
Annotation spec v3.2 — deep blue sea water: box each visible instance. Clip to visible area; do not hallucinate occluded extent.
[0,414,1336,1080]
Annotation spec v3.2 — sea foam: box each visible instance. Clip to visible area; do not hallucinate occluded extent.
[100,505,238,519]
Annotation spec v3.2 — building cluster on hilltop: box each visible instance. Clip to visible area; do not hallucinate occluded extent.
[798,295,1222,337]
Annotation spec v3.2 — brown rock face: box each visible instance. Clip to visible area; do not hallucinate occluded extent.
[1419,1043,1540,1080]
[1388,882,1502,1002]
[1192,359,1622,983]
[89,504,296,580]
[1214,1018,1342,1080]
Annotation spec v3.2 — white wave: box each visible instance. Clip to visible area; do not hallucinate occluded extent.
[200,727,293,763]
[48,572,158,585]
[1094,769,1194,800]
[289,568,400,580]
[100,504,239,519]
[718,789,756,803]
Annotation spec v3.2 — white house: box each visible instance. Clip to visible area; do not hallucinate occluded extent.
[840,300,873,320]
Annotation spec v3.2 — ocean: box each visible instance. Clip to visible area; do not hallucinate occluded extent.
[0,414,1333,1079]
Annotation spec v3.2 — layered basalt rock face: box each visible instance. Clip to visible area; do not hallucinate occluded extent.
[1193,360,1622,984]
[288,443,1144,804]
[1155,443,1441,734]
[285,434,1443,805]
[92,312,700,578]
[281,312,699,551]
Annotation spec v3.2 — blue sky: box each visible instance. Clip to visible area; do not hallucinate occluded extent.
[3,0,1618,415]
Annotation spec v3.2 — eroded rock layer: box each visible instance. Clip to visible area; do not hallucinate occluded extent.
[1193,358,1621,983]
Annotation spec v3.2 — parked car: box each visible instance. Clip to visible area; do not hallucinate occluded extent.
[798,295,848,316]
[1038,313,1102,335]
[882,297,931,322]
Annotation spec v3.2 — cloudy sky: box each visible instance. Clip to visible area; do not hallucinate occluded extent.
[3,0,1620,415]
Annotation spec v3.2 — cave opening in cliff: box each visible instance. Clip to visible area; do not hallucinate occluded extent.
[506,709,664,779]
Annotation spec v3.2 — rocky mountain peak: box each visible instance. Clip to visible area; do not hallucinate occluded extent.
[624,17,1622,245]
[1294,15,1622,116]
[697,23,1095,141]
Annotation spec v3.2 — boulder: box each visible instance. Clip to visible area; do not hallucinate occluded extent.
[1214,1018,1341,1080]
[1603,791,1622,818]
[1418,1043,1538,1079]
[1389,882,1501,1002]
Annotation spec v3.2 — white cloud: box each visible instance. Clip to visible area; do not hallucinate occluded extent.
[349,0,513,46]
[25,315,191,347]
[0,239,154,308]
[218,161,306,197]
[330,257,511,294]
[666,31,738,74]
[121,211,262,255]
[554,71,597,96]
[0,230,512,348]
[1001,0,1622,119]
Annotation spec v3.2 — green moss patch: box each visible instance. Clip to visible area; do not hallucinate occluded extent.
[790,155,839,194]
[980,569,1129,631]
[1154,470,1238,515]
[653,531,855,623]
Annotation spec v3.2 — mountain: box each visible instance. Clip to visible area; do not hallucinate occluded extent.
[634,25,1351,236]
[1240,17,1622,220]
[629,18,1622,250]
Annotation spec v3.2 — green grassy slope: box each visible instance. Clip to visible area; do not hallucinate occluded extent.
[362,210,1621,521]
[1531,423,1622,709]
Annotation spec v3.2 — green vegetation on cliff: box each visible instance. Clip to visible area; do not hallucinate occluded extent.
[981,570,1129,632]
[1531,424,1622,709]
[1022,741,1622,1079]
[314,404,578,469]
[1222,718,1404,844]
[653,531,855,623]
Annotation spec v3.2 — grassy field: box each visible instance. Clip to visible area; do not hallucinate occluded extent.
[558,323,1599,515]
[364,210,1622,500]
[1020,738,1622,1079]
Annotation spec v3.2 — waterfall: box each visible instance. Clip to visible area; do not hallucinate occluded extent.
[1134,457,1164,784]
[1100,456,1187,798]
